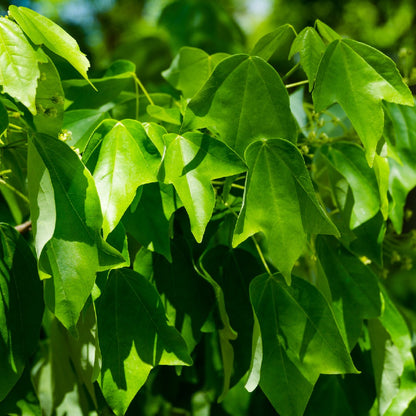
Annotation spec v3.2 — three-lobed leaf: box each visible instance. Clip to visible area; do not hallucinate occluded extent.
[233,138,338,282]
[250,273,357,416]
[96,268,192,416]
[163,46,229,98]
[162,132,246,242]
[313,38,413,163]
[92,119,161,237]
[183,54,297,157]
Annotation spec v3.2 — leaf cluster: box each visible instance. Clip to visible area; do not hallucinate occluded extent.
[0,7,416,416]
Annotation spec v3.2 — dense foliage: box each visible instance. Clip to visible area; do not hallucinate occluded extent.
[1,5,416,416]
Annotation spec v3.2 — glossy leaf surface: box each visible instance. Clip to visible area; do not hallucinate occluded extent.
[163,46,228,98]
[0,17,40,113]
[233,138,338,281]
[96,268,192,416]
[319,142,380,228]
[313,38,413,162]
[289,27,325,90]
[92,119,161,237]
[9,6,91,83]
[184,54,297,156]
[28,134,123,331]
[250,273,357,416]
[162,132,246,242]
[250,24,296,61]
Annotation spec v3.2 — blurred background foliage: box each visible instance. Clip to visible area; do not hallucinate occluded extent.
[2,0,416,86]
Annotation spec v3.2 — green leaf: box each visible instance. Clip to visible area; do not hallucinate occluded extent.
[316,236,381,350]
[0,17,41,113]
[146,104,181,125]
[313,38,413,163]
[289,27,325,90]
[314,20,341,43]
[233,139,338,282]
[183,54,297,157]
[143,122,167,155]
[32,316,98,416]
[319,142,380,228]
[0,224,43,400]
[162,132,246,242]
[122,183,181,261]
[384,102,416,232]
[368,286,416,416]
[201,246,263,385]
[198,251,238,401]
[9,6,91,84]
[28,134,124,331]
[33,57,64,137]
[153,237,215,352]
[0,367,41,416]
[250,273,357,416]
[62,64,134,110]
[96,268,192,416]
[62,109,108,152]
[92,119,161,237]
[162,46,229,98]
[250,24,297,61]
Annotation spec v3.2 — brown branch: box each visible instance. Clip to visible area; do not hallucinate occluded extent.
[15,220,32,234]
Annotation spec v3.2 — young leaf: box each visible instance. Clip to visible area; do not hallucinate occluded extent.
[250,24,296,61]
[250,273,357,416]
[162,46,229,98]
[289,27,325,90]
[92,119,161,237]
[0,17,41,114]
[0,224,43,400]
[313,38,413,163]
[183,54,297,157]
[28,134,124,331]
[96,268,192,416]
[9,6,91,85]
[318,142,381,228]
[233,138,338,282]
[162,132,246,242]
[316,236,381,350]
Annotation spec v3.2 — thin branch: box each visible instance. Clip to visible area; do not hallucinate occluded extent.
[15,220,31,234]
